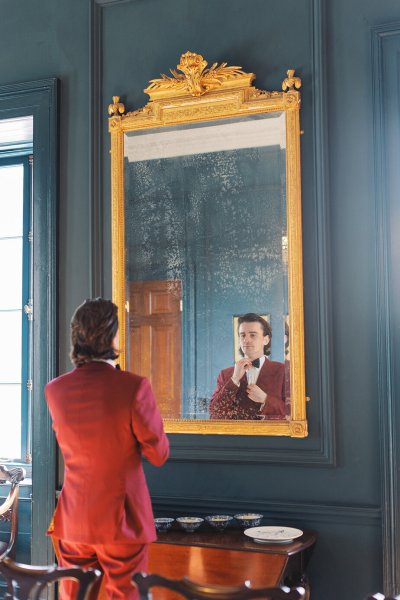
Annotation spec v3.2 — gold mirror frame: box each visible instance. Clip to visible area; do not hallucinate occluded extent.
[109,52,307,437]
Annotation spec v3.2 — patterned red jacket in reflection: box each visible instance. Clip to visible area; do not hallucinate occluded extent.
[209,359,286,420]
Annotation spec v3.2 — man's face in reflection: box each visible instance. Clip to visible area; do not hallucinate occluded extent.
[238,321,269,361]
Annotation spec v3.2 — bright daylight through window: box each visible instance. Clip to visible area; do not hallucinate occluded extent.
[0,161,27,459]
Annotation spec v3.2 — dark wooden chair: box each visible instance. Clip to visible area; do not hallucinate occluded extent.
[132,572,307,600]
[365,595,400,600]
[0,465,26,560]
[0,556,101,600]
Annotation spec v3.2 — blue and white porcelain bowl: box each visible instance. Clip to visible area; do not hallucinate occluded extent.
[154,517,175,532]
[234,513,263,528]
[205,515,233,531]
[176,516,204,533]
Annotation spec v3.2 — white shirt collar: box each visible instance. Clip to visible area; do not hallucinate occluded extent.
[92,358,116,367]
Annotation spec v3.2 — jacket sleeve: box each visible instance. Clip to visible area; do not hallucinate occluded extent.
[259,363,286,418]
[131,377,169,466]
[209,370,241,419]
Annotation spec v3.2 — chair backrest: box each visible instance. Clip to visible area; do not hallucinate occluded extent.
[132,572,307,600]
[0,465,26,560]
[0,556,101,600]
[365,595,400,600]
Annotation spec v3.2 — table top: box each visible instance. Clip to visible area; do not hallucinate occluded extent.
[154,528,317,556]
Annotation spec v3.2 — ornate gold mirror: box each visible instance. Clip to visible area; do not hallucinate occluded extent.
[109,52,307,437]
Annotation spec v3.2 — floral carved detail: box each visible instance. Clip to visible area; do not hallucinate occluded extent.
[125,106,153,118]
[289,421,307,438]
[145,51,251,98]
[282,69,302,91]
[250,89,274,99]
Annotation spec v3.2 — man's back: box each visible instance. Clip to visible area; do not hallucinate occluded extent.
[46,361,169,544]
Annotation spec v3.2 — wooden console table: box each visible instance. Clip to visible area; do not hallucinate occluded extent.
[51,520,316,598]
[149,528,317,594]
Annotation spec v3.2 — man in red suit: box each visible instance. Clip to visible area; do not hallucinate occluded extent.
[209,313,286,420]
[45,298,169,599]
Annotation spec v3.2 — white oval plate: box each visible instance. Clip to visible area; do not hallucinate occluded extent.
[244,526,303,543]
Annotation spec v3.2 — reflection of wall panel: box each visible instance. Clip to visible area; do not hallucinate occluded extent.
[129,280,181,418]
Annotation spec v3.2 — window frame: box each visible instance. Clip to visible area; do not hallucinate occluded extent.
[0,78,58,565]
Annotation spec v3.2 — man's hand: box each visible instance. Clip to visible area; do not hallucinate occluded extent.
[247,384,267,405]
[231,358,253,385]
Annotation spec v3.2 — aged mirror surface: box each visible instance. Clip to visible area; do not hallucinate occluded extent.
[109,52,307,436]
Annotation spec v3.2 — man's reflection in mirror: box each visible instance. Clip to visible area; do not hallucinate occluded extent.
[209,313,286,420]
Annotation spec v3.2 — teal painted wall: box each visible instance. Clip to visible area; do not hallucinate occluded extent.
[1,1,400,598]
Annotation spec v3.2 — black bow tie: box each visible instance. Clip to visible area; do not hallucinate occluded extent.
[251,358,260,368]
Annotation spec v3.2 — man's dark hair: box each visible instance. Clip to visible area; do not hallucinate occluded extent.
[285,319,290,356]
[238,313,272,357]
[70,298,119,367]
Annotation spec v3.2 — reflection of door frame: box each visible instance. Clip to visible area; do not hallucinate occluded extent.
[128,279,182,418]
[182,264,197,418]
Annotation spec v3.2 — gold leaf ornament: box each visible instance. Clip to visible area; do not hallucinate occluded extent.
[108,96,125,116]
[282,69,302,92]
[146,51,248,97]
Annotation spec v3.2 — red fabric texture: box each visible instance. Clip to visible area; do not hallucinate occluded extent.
[45,361,169,545]
[57,539,148,599]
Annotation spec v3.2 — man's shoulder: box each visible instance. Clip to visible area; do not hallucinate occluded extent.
[45,369,75,389]
[219,365,235,378]
[262,358,285,375]
[45,367,150,405]
[118,369,147,386]
[46,364,145,387]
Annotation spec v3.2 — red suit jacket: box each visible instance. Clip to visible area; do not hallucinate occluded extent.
[45,361,169,545]
[209,358,286,420]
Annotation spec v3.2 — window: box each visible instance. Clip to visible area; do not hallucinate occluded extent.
[0,156,32,461]
[0,80,57,565]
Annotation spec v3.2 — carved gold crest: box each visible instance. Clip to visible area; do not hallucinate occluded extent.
[144,51,255,100]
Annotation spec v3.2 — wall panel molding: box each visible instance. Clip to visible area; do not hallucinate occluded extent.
[152,495,381,527]
[90,0,140,298]
[89,1,104,297]
[372,21,400,597]
[90,0,335,466]
[308,0,336,466]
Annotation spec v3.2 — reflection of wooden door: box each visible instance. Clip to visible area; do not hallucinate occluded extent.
[129,280,181,418]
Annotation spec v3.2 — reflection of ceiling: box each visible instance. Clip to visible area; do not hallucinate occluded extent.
[125,113,286,162]
[0,116,33,151]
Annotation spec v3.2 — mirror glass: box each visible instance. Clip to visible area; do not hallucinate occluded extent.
[109,52,307,436]
[124,113,289,420]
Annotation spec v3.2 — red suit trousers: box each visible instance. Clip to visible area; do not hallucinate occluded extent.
[57,539,148,599]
